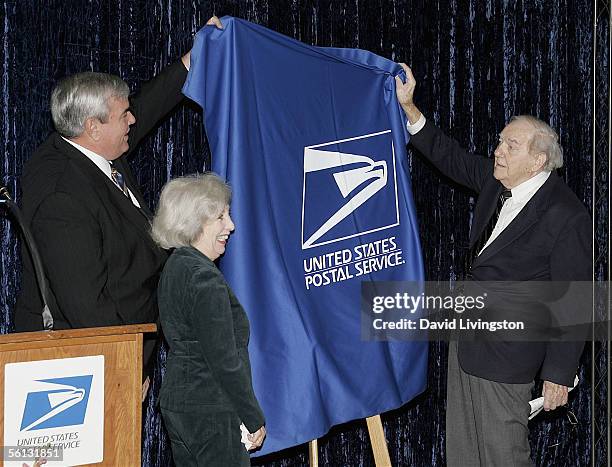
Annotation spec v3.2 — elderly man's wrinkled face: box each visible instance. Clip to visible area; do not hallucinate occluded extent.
[494,120,544,189]
[97,96,135,160]
[195,205,235,261]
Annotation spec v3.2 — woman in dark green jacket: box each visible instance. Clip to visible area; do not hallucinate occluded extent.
[152,173,266,466]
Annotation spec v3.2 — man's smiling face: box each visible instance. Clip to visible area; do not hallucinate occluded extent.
[96,96,135,160]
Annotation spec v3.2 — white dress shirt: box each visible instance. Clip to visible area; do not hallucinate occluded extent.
[62,137,141,208]
[406,113,427,135]
[406,116,551,254]
[480,170,550,253]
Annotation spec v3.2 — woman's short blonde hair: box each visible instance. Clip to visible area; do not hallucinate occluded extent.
[151,173,231,249]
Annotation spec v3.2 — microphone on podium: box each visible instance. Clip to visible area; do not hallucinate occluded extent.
[1,185,54,330]
[0,185,12,201]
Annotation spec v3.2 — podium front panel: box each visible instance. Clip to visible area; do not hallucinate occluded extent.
[0,331,143,466]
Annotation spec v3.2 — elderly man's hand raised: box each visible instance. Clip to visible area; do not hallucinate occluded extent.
[394,63,422,125]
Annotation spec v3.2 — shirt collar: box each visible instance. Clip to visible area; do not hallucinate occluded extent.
[61,136,112,178]
[509,170,551,204]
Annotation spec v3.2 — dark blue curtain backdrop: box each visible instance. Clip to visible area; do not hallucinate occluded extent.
[0,1,609,466]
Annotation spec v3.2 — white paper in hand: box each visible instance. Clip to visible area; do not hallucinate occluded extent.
[240,423,255,450]
[529,375,579,420]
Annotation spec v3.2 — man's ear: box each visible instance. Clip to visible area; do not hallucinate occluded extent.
[83,117,100,141]
[532,152,547,172]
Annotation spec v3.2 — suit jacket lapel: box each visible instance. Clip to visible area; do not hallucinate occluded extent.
[472,173,557,266]
[54,135,157,247]
[472,202,539,266]
[469,181,504,247]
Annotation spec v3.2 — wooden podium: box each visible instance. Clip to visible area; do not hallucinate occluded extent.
[0,324,156,466]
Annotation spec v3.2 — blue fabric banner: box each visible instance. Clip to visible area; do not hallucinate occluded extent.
[183,17,427,456]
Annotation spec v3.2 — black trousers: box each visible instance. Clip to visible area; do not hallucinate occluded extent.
[161,409,250,467]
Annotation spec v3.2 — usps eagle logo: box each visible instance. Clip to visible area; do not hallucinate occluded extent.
[301,130,400,249]
[19,375,93,431]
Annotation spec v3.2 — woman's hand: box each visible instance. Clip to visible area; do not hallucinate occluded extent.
[247,425,267,449]
[22,459,47,467]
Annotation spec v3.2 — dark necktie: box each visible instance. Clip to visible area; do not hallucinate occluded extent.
[110,163,130,198]
[466,189,512,271]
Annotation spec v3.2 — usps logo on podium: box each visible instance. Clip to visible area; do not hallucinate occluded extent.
[301,130,399,249]
[4,356,104,466]
[19,375,93,432]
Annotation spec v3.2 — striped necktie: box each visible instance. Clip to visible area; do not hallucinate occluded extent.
[110,163,130,198]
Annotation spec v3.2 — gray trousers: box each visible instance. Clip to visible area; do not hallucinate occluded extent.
[446,342,534,467]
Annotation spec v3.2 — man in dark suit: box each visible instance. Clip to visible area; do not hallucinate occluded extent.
[14,18,222,390]
[395,64,591,465]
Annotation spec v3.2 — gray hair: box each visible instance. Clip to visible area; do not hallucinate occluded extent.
[511,115,563,171]
[151,173,232,249]
[50,72,130,138]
